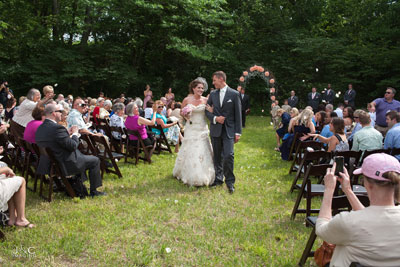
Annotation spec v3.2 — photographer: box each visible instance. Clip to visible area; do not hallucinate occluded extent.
[316,154,400,266]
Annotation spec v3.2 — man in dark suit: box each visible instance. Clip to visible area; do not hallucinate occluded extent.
[206,71,242,193]
[323,84,335,104]
[344,83,356,108]
[35,103,105,197]
[288,90,298,108]
[239,87,250,128]
[307,87,321,112]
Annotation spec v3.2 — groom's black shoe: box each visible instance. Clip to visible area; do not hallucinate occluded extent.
[210,179,223,187]
[227,184,235,194]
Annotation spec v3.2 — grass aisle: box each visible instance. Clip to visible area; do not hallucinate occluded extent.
[0,116,318,266]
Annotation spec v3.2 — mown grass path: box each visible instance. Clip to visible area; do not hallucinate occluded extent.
[0,116,318,266]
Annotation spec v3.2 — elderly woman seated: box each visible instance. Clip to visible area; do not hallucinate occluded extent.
[0,166,35,228]
[109,102,125,140]
[275,108,291,151]
[125,102,156,147]
[316,153,400,266]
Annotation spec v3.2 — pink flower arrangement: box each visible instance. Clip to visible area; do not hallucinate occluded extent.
[259,67,264,72]
[243,71,248,76]
[182,105,193,116]
[250,65,257,72]
[265,71,270,77]
[239,76,245,82]
[270,87,275,93]
[269,78,275,84]
[270,95,276,101]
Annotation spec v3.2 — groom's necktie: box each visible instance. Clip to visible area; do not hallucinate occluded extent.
[220,88,226,107]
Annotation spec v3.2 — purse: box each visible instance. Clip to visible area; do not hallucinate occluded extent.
[314,241,336,267]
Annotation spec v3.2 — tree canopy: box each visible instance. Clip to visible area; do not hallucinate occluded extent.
[0,0,399,107]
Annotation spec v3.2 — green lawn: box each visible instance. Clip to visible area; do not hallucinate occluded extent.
[0,116,320,266]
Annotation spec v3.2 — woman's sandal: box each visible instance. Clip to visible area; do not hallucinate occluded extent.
[15,222,35,229]
[274,147,280,152]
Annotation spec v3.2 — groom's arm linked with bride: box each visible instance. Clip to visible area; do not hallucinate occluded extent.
[205,71,242,193]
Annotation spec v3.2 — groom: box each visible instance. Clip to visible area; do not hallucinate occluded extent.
[206,71,242,193]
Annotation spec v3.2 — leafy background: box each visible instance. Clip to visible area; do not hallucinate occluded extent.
[0,0,399,109]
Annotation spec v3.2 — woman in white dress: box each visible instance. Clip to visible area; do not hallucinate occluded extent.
[173,79,215,186]
[0,166,35,228]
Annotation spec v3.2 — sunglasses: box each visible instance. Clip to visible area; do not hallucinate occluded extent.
[78,103,87,107]
[54,110,63,113]
[354,116,359,119]
[385,91,392,94]
[157,106,164,108]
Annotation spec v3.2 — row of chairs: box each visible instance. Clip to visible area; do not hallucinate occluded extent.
[286,139,400,265]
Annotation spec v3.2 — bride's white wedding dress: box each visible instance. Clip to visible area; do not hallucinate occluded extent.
[173,104,215,186]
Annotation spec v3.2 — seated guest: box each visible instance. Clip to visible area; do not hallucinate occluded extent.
[384,111,400,160]
[11,88,53,140]
[343,106,354,134]
[36,104,105,197]
[271,101,281,129]
[275,109,291,151]
[334,103,344,118]
[99,99,112,119]
[347,109,363,141]
[352,112,383,152]
[169,102,184,129]
[319,111,336,139]
[316,154,400,266]
[152,100,182,153]
[92,97,104,125]
[0,166,35,228]
[315,111,327,133]
[309,117,349,152]
[109,103,125,140]
[23,106,44,144]
[280,109,316,160]
[125,102,156,146]
[325,104,334,114]
[144,100,154,120]
[367,102,376,125]
[166,101,175,118]
[58,108,69,128]
[5,97,17,121]
[67,98,95,135]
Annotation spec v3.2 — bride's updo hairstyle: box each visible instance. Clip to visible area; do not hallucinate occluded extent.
[189,80,204,94]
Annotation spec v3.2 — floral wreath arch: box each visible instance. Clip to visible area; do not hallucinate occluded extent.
[238,65,277,102]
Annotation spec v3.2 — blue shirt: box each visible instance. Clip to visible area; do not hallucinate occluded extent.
[151,113,167,135]
[320,124,333,139]
[384,122,400,160]
[373,98,400,127]
[348,122,362,141]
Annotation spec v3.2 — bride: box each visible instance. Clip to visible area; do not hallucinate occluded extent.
[173,79,215,186]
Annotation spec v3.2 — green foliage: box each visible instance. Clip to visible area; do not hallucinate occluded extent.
[0,0,398,107]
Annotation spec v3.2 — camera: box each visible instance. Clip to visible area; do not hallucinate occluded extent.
[334,156,344,176]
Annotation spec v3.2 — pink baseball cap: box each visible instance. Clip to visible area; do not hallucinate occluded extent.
[353,153,400,181]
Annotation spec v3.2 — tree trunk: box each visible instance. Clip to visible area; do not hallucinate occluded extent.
[52,0,60,42]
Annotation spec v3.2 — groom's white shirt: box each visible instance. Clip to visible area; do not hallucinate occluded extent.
[212,85,241,136]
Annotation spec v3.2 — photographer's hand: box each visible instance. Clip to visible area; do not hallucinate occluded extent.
[337,167,351,194]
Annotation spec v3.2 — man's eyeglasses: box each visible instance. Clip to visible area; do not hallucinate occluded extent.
[54,110,63,113]
[78,103,87,107]
[354,116,359,119]
[157,106,164,108]
[385,91,392,94]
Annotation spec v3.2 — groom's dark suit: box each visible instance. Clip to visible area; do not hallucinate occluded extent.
[206,87,242,187]
[35,119,102,191]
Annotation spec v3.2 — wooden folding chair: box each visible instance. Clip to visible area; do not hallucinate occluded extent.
[333,150,362,179]
[79,134,96,155]
[18,139,40,192]
[289,140,324,175]
[148,125,172,154]
[298,195,370,266]
[291,164,332,220]
[359,148,390,166]
[390,147,400,159]
[125,129,156,164]
[287,132,299,161]
[38,147,76,202]
[89,134,124,178]
[109,126,127,154]
[290,150,331,193]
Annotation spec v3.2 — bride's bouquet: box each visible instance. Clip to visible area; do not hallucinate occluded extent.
[182,105,193,124]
